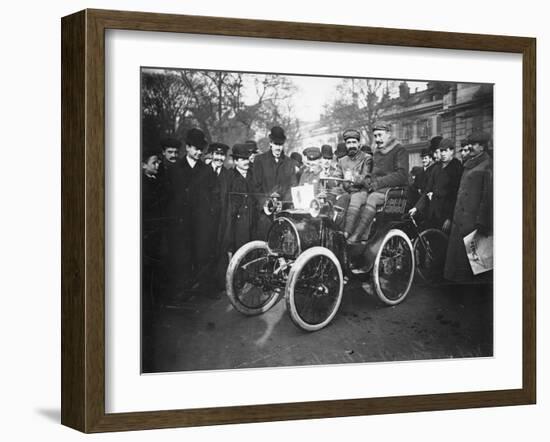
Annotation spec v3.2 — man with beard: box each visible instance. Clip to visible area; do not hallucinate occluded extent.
[252,126,297,239]
[347,122,408,243]
[190,142,230,296]
[338,128,372,240]
[409,138,463,232]
[222,144,257,258]
[444,131,493,283]
[163,127,208,301]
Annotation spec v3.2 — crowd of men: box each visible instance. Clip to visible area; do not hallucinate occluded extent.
[142,122,493,305]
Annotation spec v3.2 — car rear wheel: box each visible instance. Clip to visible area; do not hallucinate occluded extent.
[226,241,282,315]
[373,229,415,305]
[413,228,448,285]
[286,247,344,332]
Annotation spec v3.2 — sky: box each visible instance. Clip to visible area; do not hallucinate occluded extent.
[241,73,428,123]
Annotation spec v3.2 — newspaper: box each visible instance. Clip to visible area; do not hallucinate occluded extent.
[291,184,315,210]
[463,229,494,275]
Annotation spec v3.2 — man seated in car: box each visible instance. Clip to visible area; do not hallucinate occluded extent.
[347,122,409,243]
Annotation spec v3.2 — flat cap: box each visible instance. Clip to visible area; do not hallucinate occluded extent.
[231,143,252,159]
[343,128,361,141]
[335,142,348,158]
[142,148,160,162]
[321,144,333,159]
[372,121,391,132]
[303,146,322,161]
[160,137,182,149]
[290,152,303,165]
[208,142,229,155]
[186,128,208,149]
[467,131,491,146]
[269,126,286,144]
[439,138,455,150]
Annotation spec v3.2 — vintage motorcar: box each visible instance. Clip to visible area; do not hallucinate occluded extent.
[226,180,445,331]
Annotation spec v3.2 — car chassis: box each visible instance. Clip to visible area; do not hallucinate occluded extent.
[226,179,447,331]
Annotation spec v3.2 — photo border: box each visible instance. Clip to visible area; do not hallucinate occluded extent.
[61,9,536,432]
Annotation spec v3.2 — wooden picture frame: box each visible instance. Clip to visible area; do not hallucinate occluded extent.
[61,8,536,433]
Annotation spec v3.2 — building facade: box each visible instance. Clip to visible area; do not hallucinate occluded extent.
[378,81,493,168]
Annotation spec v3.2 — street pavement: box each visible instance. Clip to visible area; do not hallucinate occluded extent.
[143,278,493,373]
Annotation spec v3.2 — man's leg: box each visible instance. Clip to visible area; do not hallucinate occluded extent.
[343,191,367,238]
[348,191,386,242]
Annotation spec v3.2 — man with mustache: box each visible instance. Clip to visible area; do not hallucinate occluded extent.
[338,128,373,240]
[163,127,208,301]
[190,142,230,296]
[347,122,408,243]
[252,126,298,239]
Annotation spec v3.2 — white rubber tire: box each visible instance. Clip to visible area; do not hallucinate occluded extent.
[373,229,415,306]
[226,241,281,315]
[286,247,344,332]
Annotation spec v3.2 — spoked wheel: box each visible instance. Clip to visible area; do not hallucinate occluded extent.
[413,228,448,284]
[286,247,343,332]
[226,241,282,315]
[373,229,415,305]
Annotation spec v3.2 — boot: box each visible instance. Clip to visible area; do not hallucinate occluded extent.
[344,205,360,237]
[348,209,375,243]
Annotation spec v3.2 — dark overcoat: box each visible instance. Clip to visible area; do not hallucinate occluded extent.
[162,157,205,290]
[190,164,223,267]
[444,152,493,283]
[222,168,257,254]
[252,150,297,238]
[416,158,463,227]
[141,173,163,261]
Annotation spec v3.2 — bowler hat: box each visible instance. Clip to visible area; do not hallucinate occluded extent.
[290,152,303,165]
[186,128,208,149]
[269,126,286,144]
[208,142,229,155]
[420,148,432,157]
[160,137,182,150]
[467,131,491,146]
[429,135,443,150]
[372,121,391,132]
[245,140,259,153]
[303,147,322,161]
[231,143,252,159]
[342,128,360,141]
[321,144,333,159]
[335,142,347,159]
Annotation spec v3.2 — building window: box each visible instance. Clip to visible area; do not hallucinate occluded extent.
[401,123,412,144]
[418,119,430,141]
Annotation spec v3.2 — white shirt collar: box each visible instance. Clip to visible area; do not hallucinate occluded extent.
[186,156,197,168]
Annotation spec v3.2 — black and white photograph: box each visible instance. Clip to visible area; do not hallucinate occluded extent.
[140,67,494,374]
